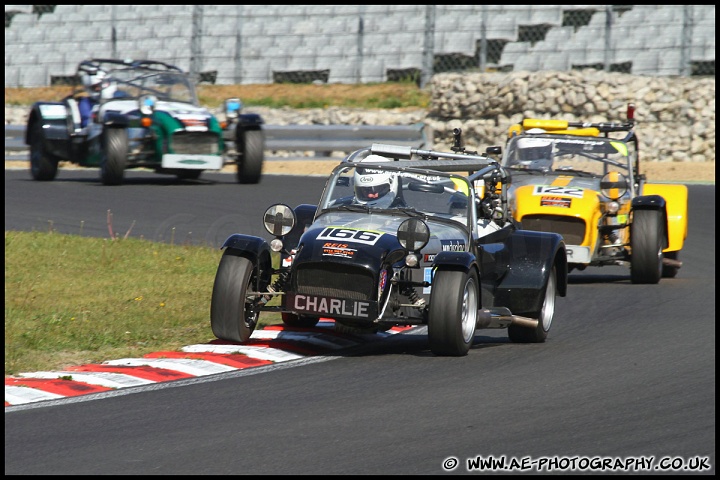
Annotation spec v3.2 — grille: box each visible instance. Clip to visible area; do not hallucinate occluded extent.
[522,215,586,245]
[170,132,220,155]
[294,264,375,301]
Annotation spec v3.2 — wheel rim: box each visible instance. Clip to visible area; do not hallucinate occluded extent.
[461,277,478,342]
[539,270,556,332]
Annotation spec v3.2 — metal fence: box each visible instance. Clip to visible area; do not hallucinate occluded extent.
[4,5,716,88]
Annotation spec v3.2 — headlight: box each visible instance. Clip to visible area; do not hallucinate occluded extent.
[263,204,295,237]
[138,94,157,116]
[600,171,628,201]
[397,218,430,252]
[224,98,242,120]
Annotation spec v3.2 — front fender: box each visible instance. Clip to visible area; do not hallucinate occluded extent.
[221,234,273,288]
[236,113,264,129]
[102,110,131,128]
[26,102,71,160]
[221,234,271,260]
[641,184,688,252]
[432,251,476,272]
[495,230,567,313]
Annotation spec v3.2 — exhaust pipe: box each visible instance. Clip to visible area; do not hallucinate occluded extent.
[476,308,539,329]
[663,258,682,268]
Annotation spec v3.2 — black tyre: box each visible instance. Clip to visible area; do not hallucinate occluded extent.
[428,269,478,356]
[210,251,259,342]
[508,265,557,343]
[236,128,264,184]
[630,209,663,284]
[100,128,128,186]
[662,250,681,278]
[29,122,59,181]
[281,312,320,328]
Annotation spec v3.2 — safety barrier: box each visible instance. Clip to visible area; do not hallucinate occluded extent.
[4,123,427,161]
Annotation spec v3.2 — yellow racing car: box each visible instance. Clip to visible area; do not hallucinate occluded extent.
[501,104,687,284]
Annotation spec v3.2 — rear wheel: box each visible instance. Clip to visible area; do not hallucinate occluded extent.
[210,251,259,342]
[428,269,478,356]
[29,122,59,181]
[100,128,127,186]
[281,313,320,328]
[630,209,663,284]
[236,128,264,184]
[508,266,557,343]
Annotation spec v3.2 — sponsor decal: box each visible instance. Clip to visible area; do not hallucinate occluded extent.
[532,185,584,198]
[322,242,356,258]
[423,267,433,294]
[178,159,210,165]
[292,294,372,318]
[441,239,465,251]
[378,269,387,298]
[317,227,383,245]
[540,196,572,208]
[282,249,298,268]
[424,253,436,263]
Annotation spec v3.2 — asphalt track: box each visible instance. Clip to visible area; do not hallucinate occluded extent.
[4,168,716,475]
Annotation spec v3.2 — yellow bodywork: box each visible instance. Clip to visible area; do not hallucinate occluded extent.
[512,182,603,249]
[642,183,689,252]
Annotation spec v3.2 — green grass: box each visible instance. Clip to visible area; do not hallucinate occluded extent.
[4,230,282,376]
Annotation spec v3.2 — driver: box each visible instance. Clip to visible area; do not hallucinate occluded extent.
[78,70,106,127]
[78,71,120,128]
[514,136,553,171]
[353,155,404,208]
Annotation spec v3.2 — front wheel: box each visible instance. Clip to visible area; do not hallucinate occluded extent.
[29,121,59,181]
[508,265,557,343]
[236,128,264,184]
[100,128,128,186]
[428,268,478,356]
[630,209,663,284]
[210,251,260,342]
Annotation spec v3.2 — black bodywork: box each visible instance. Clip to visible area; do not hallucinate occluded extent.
[211,133,568,356]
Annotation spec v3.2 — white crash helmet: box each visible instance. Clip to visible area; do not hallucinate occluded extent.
[516,136,553,162]
[82,70,117,100]
[353,155,399,208]
[82,71,106,95]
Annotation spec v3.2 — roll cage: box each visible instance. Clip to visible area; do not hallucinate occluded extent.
[326,131,511,233]
[505,103,642,188]
[72,58,199,106]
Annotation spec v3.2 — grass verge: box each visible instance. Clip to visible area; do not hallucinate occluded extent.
[4,230,282,376]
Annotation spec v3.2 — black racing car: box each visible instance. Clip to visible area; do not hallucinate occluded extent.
[25,58,264,185]
[210,129,568,356]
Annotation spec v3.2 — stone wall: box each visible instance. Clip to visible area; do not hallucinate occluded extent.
[425,70,715,163]
[5,70,715,163]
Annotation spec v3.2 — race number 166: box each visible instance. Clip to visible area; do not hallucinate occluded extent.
[317,227,383,245]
